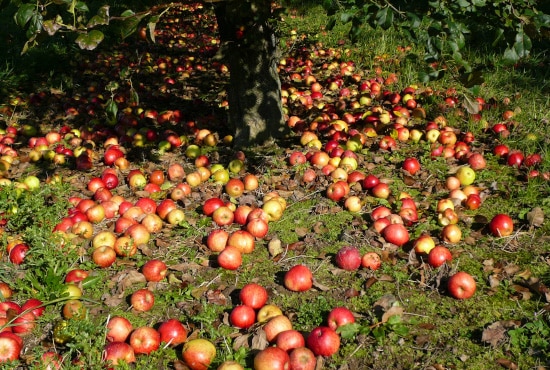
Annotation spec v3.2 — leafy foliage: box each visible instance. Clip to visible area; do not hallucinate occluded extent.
[323,0,549,74]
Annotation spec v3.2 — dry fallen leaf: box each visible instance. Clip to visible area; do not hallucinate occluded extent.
[526,207,544,227]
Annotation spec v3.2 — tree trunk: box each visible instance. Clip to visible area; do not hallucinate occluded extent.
[213,1,288,148]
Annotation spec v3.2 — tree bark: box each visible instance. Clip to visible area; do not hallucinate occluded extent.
[213,1,288,148]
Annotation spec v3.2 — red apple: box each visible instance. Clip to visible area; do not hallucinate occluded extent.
[103,341,136,366]
[427,246,453,268]
[141,259,167,282]
[253,347,290,370]
[334,246,362,271]
[284,265,313,292]
[361,252,381,270]
[106,316,133,343]
[182,338,216,370]
[306,326,340,357]
[0,334,22,362]
[206,229,229,252]
[217,246,242,270]
[135,197,157,215]
[158,319,187,347]
[289,347,316,370]
[239,283,268,309]
[246,218,269,239]
[402,157,420,175]
[264,314,293,342]
[130,289,155,312]
[327,307,355,331]
[489,213,514,237]
[64,269,89,285]
[21,298,45,318]
[225,178,245,198]
[92,246,117,268]
[227,230,255,254]
[382,223,409,247]
[441,224,462,244]
[212,206,234,226]
[156,199,177,220]
[447,271,476,299]
[229,305,256,329]
[275,329,305,352]
[129,326,160,355]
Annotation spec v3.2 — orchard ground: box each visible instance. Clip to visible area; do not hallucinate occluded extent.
[0,2,549,370]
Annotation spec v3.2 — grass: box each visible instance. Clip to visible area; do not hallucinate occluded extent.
[0,2,548,369]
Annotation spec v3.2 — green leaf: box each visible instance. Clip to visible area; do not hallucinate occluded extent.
[513,31,531,58]
[14,3,35,27]
[117,13,147,40]
[74,1,88,13]
[26,13,43,39]
[340,12,355,23]
[387,315,402,325]
[372,326,386,341]
[392,324,410,337]
[121,9,135,17]
[503,46,519,64]
[87,5,109,27]
[75,30,104,50]
[43,17,63,36]
[336,323,361,339]
[326,17,336,31]
[457,0,470,8]
[376,7,393,30]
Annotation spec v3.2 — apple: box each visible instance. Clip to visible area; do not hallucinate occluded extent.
[230,305,256,329]
[262,199,284,222]
[212,206,234,226]
[182,338,216,370]
[344,196,362,212]
[239,283,268,309]
[371,206,391,221]
[334,246,362,271]
[254,347,290,370]
[141,259,167,282]
[124,224,151,246]
[206,229,229,252]
[489,214,514,237]
[227,230,255,254]
[21,298,45,318]
[264,314,293,342]
[441,224,462,244]
[217,361,245,370]
[507,150,524,167]
[289,347,316,370]
[243,174,259,191]
[141,213,164,233]
[275,329,305,352]
[106,316,133,343]
[456,166,476,186]
[257,304,283,323]
[382,223,409,247]
[103,341,136,366]
[113,236,137,257]
[284,265,313,292]
[0,283,12,300]
[224,178,245,198]
[327,307,355,331]
[135,197,157,215]
[447,271,476,299]
[92,230,117,249]
[427,246,453,267]
[157,318,187,347]
[71,220,94,239]
[233,205,253,226]
[371,182,390,199]
[130,289,155,312]
[92,246,117,268]
[306,326,340,357]
[464,194,482,210]
[12,311,36,335]
[85,204,105,224]
[246,218,269,239]
[413,234,436,254]
[402,157,420,175]
[167,163,185,181]
[129,326,160,355]
[289,151,307,166]
[166,209,186,225]
[217,246,242,270]
[438,208,459,226]
[87,177,106,193]
[361,252,381,270]
[0,335,22,363]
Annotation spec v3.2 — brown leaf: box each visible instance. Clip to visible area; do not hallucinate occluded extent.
[381,306,404,323]
[496,358,518,369]
[511,284,532,300]
[312,279,331,291]
[418,323,436,330]
[233,333,251,350]
[206,289,227,305]
[482,321,508,347]
[504,264,520,276]
[251,329,269,350]
[119,270,147,291]
[526,207,544,227]
[365,277,378,289]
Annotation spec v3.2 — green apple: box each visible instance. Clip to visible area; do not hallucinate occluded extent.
[456,166,476,186]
